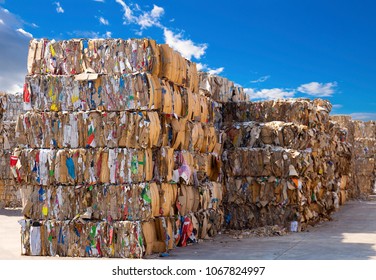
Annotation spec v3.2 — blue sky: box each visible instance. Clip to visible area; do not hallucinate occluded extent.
[0,0,375,120]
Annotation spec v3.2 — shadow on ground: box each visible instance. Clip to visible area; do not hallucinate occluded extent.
[163,200,376,260]
[1,201,376,260]
[0,208,22,217]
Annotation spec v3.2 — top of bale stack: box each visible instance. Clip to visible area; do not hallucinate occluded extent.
[222,98,332,129]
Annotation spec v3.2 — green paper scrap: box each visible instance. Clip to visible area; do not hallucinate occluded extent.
[131,155,138,174]
[141,184,151,204]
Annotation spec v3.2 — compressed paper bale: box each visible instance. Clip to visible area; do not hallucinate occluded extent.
[223,147,312,178]
[15,148,162,186]
[222,99,332,128]
[142,216,177,254]
[142,220,157,255]
[224,201,297,230]
[221,174,343,230]
[330,115,355,144]
[24,73,153,112]
[20,219,145,258]
[16,110,219,151]
[149,182,160,217]
[19,184,153,221]
[224,121,313,150]
[354,157,375,175]
[1,93,24,122]
[170,209,223,243]
[187,61,199,93]
[159,183,177,217]
[159,44,174,82]
[26,38,160,76]
[354,138,376,158]
[198,73,245,103]
[208,182,223,210]
[354,175,375,195]
[0,179,21,208]
[353,120,376,139]
[0,152,12,179]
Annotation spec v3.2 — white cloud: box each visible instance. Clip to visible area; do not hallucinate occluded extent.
[0,77,23,93]
[54,2,64,14]
[151,5,164,18]
[93,0,105,2]
[196,63,206,71]
[163,28,207,60]
[16,28,33,38]
[196,63,224,75]
[250,75,270,83]
[208,67,224,75]
[332,104,343,109]
[31,23,39,28]
[134,4,141,11]
[115,1,165,30]
[0,19,4,25]
[116,0,136,23]
[245,88,295,100]
[99,16,109,25]
[0,9,29,93]
[348,113,376,121]
[69,30,112,39]
[114,2,207,62]
[297,81,337,97]
[135,5,164,29]
[73,30,100,38]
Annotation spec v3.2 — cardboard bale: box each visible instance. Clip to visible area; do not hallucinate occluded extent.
[1,93,24,122]
[23,73,156,112]
[0,179,21,208]
[26,38,200,93]
[222,99,332,128]
[223,121,314,150]
[27,38,160,76]
[223,176,299,229]
[19,219,144,258]
[330,115,355,144]
[14,148,155,186]
[142,217,175,254]
[198,73,247,103]
[353,120,376,139]
[16,111,164,149]
[0,151,12,179]
[19,184,153,221]
[353,138,376,158]
[223,147,313,178]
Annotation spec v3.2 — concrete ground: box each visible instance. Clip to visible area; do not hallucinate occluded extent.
[1,200,376,260]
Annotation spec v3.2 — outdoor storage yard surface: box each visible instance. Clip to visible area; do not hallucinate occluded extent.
[1,200,376,260]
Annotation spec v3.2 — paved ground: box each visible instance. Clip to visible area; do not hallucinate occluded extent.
[1,200,376,260]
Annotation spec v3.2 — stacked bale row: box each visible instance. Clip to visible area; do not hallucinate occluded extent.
[16,38,225,258]
[327,119,353,203]
[0,93,24,208]
[331,116,375,197]
[221,99,352,230]
[353,121,376,195]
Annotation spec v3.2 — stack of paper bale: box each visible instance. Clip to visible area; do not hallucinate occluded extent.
[330,116,376,198]
[352,121,375,195]
[327,119,353,204]
[15,38,224,258]
[220,99,352,230]
[0,92,24,208]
